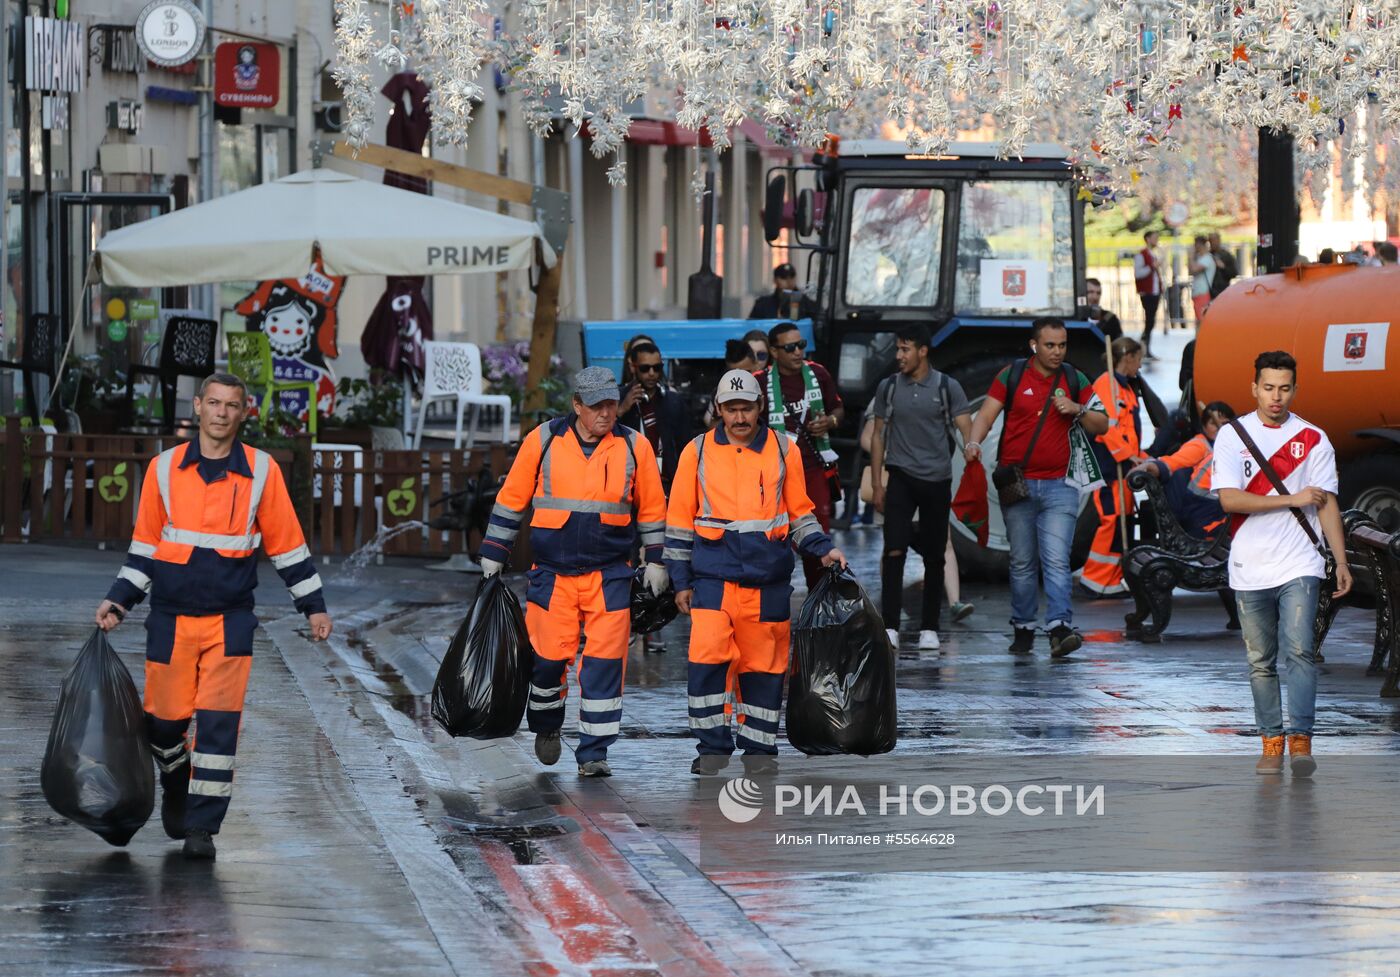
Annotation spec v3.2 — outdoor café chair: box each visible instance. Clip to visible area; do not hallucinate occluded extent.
[0,314,59,425]
[412,341,511,449]
[224,330,319,436]
[126,315,217,433]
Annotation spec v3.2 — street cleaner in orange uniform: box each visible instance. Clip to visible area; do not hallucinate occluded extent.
[479,367,668,778]
[1082,337,1147,596]
[95,373,332,860]
[665,370,846,777]
[1132,401,1236,539]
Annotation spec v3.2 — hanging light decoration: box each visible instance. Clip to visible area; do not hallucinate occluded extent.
[333,0,1400,196]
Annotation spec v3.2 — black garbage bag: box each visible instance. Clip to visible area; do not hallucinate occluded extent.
[786,566,898,756]
[41,628,155,846]
[630,565,678,635]
[431,575,533,738]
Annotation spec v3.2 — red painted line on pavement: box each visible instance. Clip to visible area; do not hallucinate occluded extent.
[513,862,660,975]
[477,840,566,977]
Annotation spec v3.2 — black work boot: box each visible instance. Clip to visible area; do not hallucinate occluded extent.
[534,730,561,766]
[1008,628,1035,655]
[577,759,612,777]
[183,830,217,860]
[741,754,779,777]
[691,754,730,776]
[160,766,190,840]
[1049,625,1083,658]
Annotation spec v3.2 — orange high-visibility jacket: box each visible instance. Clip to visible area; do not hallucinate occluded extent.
[1152,432,1215,496]
[663,425,832,592]
[481,414,667,573]
[105,438,324,616]
[1092,370,1142,466]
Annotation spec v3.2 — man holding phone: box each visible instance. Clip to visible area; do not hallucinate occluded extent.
[618,339,691,492]
[748,263,819,321]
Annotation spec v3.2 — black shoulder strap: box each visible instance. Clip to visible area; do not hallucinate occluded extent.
[1005,359,1027,398]
[1062,365,1080,400]
[1226,418,1327,553]
[1000,359,1058,467]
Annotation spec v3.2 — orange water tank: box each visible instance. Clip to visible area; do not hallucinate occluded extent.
[1195,262,1400,458]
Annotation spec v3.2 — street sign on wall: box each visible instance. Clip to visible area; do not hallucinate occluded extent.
[25,16,85,92]
[135,0,205,68]
[214,41,280,108]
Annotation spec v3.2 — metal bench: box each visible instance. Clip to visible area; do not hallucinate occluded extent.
[1317,511,1400,696]
[1123,469,1238,643]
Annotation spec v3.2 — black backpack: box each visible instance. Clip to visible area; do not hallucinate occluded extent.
[877,370,956,454]
[1210,249,1238,298]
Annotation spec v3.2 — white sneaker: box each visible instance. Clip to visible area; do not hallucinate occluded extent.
[885,628,900,648]
[918,630,941,651]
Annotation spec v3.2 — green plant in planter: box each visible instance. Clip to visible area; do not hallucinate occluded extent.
[241,399,304,450]
[324,377,404,430]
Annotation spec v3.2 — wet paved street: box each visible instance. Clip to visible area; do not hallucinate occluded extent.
[6,506,1400,976]
[3,330,1397,977]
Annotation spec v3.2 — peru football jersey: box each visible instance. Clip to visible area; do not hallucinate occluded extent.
[1211,412,1337,591]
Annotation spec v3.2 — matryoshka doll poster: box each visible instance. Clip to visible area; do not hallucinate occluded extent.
[234,257,345,425]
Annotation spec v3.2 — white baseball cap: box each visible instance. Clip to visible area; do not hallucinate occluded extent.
[716,369,762,404]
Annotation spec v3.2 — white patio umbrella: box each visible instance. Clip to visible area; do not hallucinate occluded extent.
[92,167,553,287]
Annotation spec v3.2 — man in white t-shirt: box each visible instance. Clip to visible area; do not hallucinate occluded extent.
[1212,350,1352,777]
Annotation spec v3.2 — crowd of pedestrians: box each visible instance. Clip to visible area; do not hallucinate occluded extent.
[90,269,1349,857]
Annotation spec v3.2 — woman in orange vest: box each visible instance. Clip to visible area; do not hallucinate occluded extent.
[665,370,845,777]
[1082,338,1147,596]
[479,367,668,778]
[94,373,332,861]
[1132,401,1236,537]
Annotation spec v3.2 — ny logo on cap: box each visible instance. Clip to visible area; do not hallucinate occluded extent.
[730,376,745,391]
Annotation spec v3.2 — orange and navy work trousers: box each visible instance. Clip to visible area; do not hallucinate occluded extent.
[1082,481,1136,596]
[524,565,631,763]
[686,578,792,756]
[144,610,257,834]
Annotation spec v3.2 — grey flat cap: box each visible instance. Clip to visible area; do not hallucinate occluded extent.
[572,365,621,406]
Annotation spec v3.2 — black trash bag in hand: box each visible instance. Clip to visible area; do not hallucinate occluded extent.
[630,565,678,636]
[431,575,533,738]
[786,566,898,756]
[41,628,155,846]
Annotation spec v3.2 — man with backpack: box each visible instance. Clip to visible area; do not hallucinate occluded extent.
[1212,350,1352,776]
[479,366,669,778]
[869,324,973,651]
[965,318,1109,657]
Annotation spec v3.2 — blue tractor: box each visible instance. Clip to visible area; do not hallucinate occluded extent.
[583,140,1165,577]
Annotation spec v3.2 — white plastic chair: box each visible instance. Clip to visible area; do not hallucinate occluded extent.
[312,443,365,507]
[412,341,512,448]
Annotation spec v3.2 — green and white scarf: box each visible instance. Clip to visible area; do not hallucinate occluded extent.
[767,363,839,464]
[1065,399,1106,494]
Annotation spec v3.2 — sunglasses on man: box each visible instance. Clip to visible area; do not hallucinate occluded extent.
[777,339,808,353]
[634,363,663,374]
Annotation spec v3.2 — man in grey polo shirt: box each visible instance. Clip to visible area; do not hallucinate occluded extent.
[871,323,973,651]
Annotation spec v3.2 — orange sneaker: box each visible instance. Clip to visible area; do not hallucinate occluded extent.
[1287,734,1316,778]
[1256,735,1285,775]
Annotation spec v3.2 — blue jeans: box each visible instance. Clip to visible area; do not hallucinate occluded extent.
[1001,477,1079,631]
[1236,576,1321,736]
